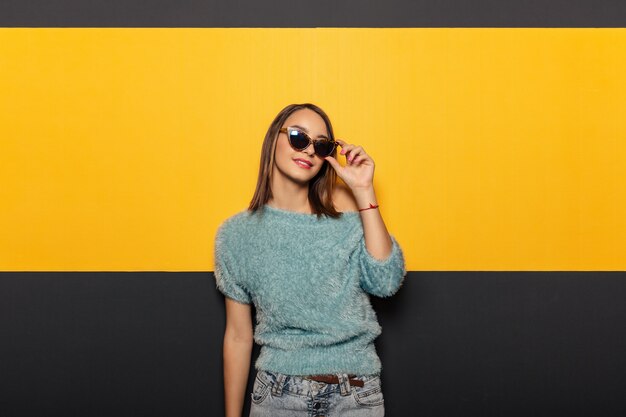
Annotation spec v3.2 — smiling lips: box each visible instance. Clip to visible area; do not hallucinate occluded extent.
[293,158,313,169]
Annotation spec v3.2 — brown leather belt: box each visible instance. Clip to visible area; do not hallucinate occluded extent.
[303,374,364,387]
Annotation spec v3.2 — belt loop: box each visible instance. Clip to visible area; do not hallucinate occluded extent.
[337,373,351,396]
[271,372,286,397]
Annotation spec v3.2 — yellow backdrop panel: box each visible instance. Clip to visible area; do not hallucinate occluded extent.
[0,28,624,271]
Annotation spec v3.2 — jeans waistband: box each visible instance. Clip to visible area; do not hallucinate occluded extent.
[257,369,380,398]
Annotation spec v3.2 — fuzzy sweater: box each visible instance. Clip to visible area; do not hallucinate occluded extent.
[213,203,407,376]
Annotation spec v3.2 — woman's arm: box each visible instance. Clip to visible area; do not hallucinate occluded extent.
[353,186,393,260]
[223,298,254,417]
[325,140,393,261]
[326,141,406,297]
[354,187,406,297]
[335,183,394,260]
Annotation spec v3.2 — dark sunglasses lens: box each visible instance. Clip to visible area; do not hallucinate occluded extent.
[288,130,309,149]
[314,140,335,157]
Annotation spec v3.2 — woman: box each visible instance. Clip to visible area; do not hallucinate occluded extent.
[214,103,406,417]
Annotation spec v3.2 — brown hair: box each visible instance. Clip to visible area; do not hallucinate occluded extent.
[247,103,342,219]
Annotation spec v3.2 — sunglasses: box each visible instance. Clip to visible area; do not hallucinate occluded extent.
[279,126,338,158]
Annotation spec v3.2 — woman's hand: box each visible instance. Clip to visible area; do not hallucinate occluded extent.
[324,139,375,191]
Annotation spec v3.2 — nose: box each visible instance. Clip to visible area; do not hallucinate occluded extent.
[303,142,315,156]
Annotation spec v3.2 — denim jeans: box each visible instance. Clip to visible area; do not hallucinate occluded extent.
[249,369,385,417]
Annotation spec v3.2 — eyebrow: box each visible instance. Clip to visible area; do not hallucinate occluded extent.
[291,124,330,140]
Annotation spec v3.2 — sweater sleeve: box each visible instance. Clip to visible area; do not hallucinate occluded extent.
[358,233,407,298]
[213,222,252,305]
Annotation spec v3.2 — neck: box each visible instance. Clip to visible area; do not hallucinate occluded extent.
[268,166,311,213]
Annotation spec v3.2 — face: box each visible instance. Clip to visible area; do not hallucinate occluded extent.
[273,109,330,185]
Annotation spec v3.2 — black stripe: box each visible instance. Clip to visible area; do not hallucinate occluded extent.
[1,0,626,27]
[1,271,625,416]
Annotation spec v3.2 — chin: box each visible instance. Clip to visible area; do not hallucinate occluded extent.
[292,169,318,183]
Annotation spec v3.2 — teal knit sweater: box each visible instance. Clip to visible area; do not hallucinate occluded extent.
[213,203,406,376]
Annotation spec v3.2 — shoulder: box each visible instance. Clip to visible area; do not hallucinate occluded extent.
[332,183,359,213]
[215,208,253,242]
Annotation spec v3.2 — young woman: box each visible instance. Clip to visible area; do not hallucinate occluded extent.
[214,103,406,417]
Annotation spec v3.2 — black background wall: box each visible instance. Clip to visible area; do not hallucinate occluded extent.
[2,1,626,416]
[1,0,626,26]
[1,272,625,416]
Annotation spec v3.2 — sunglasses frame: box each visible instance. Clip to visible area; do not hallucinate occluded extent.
[279,126,338,158]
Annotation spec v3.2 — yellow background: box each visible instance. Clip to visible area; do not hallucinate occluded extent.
[1,28,624,270]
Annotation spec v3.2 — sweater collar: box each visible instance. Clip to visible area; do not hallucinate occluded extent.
[260,203,359,223]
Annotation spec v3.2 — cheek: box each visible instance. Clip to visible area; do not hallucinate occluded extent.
[275,137,292,158]
[274,141,298,171]
[313,161,325,174]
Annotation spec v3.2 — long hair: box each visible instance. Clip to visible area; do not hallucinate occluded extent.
[248,103,342,219]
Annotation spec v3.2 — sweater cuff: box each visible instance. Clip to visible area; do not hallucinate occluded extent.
[215,272,252,305]
[358,234,407,298]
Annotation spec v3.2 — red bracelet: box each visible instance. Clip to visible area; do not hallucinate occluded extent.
[358,203,379,212]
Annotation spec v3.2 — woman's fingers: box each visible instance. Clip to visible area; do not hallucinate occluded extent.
[336,139,370,166]
[337,140,362,163]
[351,151,367,165]
[346,146,364,164]
[336,139,353,156]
